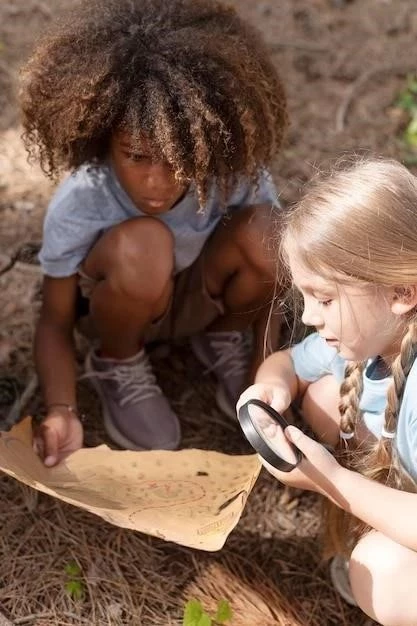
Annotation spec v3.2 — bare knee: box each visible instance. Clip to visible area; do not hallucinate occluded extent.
[351,532,417,626]
[301,375,341,446]
[86,217,174,302]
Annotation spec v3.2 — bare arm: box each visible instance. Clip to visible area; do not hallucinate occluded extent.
[237,348,310,418]
[254,348,308,399]
[334,468,417,551]
[35,275,79,408]
[264,425,417,551]
[34,275,83,465]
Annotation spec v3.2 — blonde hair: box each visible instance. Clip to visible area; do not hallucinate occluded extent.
[282,157,417,554]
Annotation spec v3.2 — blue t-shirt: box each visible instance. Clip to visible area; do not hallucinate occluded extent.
[39,164,278,276]
[291,333,417,481]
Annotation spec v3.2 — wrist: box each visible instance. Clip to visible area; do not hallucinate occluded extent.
[328,466,355,508]
[46,403,84,421]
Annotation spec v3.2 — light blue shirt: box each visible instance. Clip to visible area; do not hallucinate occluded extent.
[291,332,417,481]
[39,164,278,276]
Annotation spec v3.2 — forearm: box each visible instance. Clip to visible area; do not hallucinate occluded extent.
[34,318,77,408]
[255,349,299,400]
[335,467,417,551]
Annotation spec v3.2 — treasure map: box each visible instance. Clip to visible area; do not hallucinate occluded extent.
[0,417,261,551]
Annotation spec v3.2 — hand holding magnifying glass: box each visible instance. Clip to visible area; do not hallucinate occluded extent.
[237,398,345,503]
[237,399,303,471]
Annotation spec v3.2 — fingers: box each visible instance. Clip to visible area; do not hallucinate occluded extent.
[248,407,297,466]
[237,383,290,414]
[266,422,298,465]
[285,425,326,459]
[247,403,273,430]
[33,433,44,460]
[285,425,303,443]
[270,387,291,413]
[39,424,59,467]
[236,385,262,413]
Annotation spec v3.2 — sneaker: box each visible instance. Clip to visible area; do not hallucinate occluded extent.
[82,348,181,451]
[330,554,358,606]
[190,330,251,419]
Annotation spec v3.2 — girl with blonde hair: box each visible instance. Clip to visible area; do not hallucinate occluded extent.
[238,158,417,624]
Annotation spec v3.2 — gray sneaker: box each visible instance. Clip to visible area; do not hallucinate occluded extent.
[330,554,358,606]
[82,348,181,450]
[190,330,251,419]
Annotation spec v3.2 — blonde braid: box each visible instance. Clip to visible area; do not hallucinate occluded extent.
[325,321,417,557]
[366,320,417,489]
[385,320,417,433]
[338,361,365,444]
[323,361,365,556]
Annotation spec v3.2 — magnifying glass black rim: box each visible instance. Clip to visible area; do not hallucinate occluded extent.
[238,399,303,472]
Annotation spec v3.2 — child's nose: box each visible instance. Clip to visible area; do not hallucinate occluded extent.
[302,303,323,327]
[146,163,177,191]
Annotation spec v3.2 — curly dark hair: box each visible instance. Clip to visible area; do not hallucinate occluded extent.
[20,0,288,205]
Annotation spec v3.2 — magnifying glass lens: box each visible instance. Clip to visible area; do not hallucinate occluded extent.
[247,403,298,466]
[237,399,303,471]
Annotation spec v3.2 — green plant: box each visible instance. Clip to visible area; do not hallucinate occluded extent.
[183,599,232,626]
[64,561,85,601]
[395,75,417,151]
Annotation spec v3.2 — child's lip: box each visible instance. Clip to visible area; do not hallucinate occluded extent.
[139,198,172,210]
[142,197,168,206]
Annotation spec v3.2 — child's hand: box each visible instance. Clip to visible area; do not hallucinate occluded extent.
[34,411,84,467]
[261,425,344,502]
[236,382,291,415]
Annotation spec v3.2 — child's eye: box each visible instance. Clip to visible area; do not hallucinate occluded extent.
[318,299,332,307]
[123,152,147,162]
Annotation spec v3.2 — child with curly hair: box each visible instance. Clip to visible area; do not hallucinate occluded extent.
[238,158,417,623]
[21,0,288,465]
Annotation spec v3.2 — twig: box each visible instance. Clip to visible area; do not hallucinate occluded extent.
[0,253,18,278]
[0,243,42,278]
[336,63,417,132]
[14,613,90,625]
[0,609,13,626]
[33,1,53,19]
[5,373,38,429]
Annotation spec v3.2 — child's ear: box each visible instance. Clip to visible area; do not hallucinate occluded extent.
[391,285,417,315]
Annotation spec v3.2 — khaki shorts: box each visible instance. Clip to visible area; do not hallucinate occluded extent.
[76,251,224,343]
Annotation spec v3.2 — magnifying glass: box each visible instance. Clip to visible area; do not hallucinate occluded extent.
[237,399,303,471]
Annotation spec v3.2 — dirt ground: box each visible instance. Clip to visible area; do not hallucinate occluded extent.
[1,0,416,624]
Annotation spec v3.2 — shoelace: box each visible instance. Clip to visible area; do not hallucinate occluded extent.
[205,331,251,379]
[81,353,161,407]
